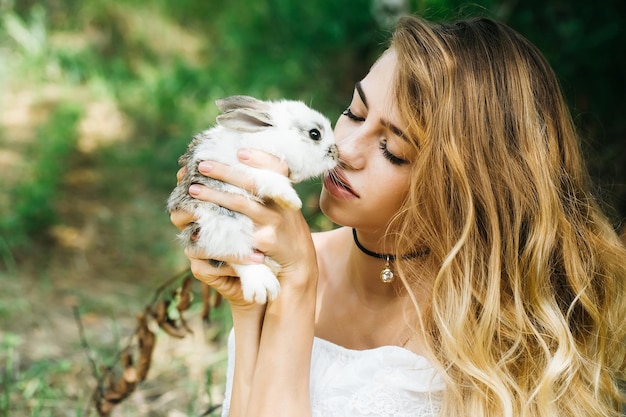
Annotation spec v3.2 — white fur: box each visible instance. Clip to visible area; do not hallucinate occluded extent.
[167,95,338,303]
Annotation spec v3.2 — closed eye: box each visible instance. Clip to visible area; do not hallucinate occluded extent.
[380,140,409,166]
[342,108,365,122]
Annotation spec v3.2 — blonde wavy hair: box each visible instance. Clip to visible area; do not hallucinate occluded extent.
[388,16,626,417]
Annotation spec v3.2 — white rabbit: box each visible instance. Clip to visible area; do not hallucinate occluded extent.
[167,95,338,303]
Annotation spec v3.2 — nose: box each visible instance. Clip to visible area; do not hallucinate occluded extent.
[327,144,339,160]
[335,125,373,170]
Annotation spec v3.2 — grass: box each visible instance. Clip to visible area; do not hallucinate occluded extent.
[0,341,79,417]
[1,1,625,416]
[0,263,233,417]
[0,2,370,414]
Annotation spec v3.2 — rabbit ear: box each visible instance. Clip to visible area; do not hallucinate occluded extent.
[215,95,269,112]
[215,96,274,132]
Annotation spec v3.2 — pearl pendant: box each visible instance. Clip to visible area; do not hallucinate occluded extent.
[380,257,394,283]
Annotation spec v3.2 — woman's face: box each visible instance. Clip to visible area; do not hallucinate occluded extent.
[320,49,415,234]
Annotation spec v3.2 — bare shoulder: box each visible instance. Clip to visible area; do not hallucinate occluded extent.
[312,227,349,255]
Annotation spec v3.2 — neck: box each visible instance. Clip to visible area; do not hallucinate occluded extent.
[352,228,429,285]
[345,229,403,301]
[317,227,432,351]
[352,228,429,261]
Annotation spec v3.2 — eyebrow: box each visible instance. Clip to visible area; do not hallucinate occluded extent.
[355,81,368,108]
[355,81,408,141]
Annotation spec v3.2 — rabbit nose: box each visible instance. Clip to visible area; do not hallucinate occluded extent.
[328,144,339,160]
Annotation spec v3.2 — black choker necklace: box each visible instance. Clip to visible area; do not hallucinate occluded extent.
[352,228,429,283]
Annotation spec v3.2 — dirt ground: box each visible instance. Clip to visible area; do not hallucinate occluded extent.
[3,77,624,417]
[0,87,230,417]
[0,172,230,417]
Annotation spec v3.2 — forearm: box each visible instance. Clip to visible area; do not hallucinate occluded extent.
[228,306,265,417]
[174,150,319,416]
[247,268,318,417]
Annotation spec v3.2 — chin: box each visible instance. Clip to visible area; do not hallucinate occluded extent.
[320,192,362,229]
[320,190,397,233]
[319,191,332,218]
[319,192,342,225]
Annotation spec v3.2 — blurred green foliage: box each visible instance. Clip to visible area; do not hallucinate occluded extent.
[499,0,626,222]
[0,1,624,415]
[0,105,81,248]
[0,0,624,253]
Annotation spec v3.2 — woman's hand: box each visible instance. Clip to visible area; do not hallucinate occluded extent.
[188,149,318,288]
[169,149,318,303]
[169,170,264,310]
[170,149,319,417]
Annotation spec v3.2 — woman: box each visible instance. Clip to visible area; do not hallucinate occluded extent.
[171,16,626,417]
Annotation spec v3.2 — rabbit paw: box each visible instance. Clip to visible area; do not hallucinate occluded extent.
[250,170,302,209]
[233,264,281,304]
[269,187,302,210]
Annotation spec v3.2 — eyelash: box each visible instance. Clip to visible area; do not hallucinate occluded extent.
[342,107,408,166]
[380,140,408,166]
[342,107,365,122]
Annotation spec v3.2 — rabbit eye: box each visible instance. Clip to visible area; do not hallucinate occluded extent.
[309,128,321,141]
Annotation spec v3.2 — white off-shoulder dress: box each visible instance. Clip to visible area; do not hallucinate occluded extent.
[221,330,445,417]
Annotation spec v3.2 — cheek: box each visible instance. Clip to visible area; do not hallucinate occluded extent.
[375,181,409,213]
[365,172,410,216]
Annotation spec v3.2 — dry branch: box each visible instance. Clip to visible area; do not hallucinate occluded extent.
[74,269,224,416]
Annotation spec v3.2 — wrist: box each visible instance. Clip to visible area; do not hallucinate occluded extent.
[265,269,318,327]
[230,302,266,324]
[278,255,319,294]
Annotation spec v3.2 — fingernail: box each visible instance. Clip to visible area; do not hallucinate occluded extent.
[189,184,202,196]
[198,161,212,173]
[237,149,251,161]
[250,251,265,263]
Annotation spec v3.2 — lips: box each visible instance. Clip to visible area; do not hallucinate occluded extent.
[323,168,359,199]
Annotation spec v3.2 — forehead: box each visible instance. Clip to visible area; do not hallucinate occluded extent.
[358,49,405,130]
[360,49,397,94]
[360,49,396,111]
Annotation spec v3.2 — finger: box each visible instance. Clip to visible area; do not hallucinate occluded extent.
[196,161,286,203]
[187,184,277,223]
[185,245,266,267]
[197,161,249,187]
[208,259,226,268]
[188,257,243,295]
[176,167,187,184]
[170,209,196,230]
[197,152,288,182]
[188,254,237,278]
[237,149,289,176]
